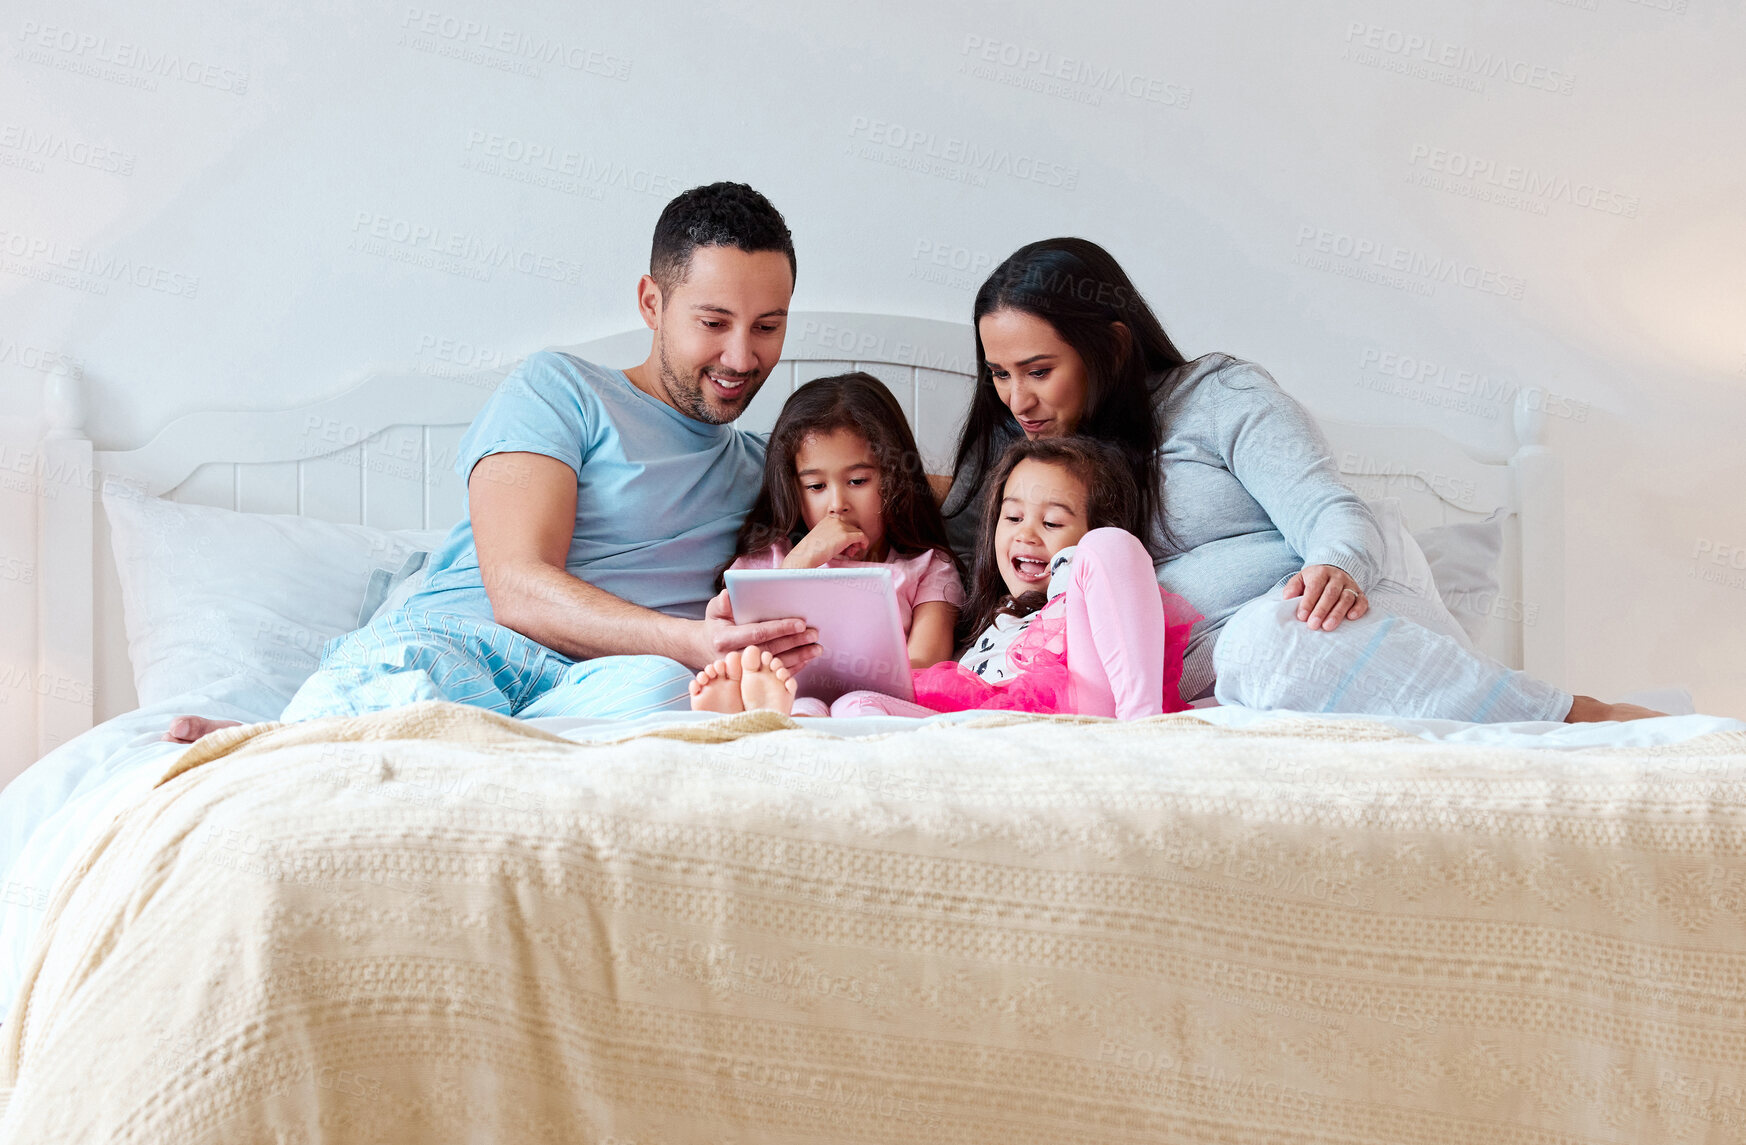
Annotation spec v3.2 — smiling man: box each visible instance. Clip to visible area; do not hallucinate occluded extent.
[165,183,820,741]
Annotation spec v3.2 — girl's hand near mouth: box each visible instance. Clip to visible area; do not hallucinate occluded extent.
[783,515,870,568]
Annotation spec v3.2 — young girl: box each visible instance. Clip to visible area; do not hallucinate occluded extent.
[723,436,1201,720]
[690,372,966,716]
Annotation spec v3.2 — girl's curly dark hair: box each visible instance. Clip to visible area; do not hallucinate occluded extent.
[955,435,1144,651]
[719,372,962,590]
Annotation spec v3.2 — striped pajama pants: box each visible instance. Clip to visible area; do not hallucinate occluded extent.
[279,609,695,724]
[1211,579,1574,722]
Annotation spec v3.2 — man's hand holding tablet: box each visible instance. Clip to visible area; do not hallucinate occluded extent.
[699,589,821,671]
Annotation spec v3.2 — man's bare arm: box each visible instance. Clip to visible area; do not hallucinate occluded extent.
[469,453,818,671]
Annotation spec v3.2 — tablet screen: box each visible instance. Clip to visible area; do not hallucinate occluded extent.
[724,568,914,704]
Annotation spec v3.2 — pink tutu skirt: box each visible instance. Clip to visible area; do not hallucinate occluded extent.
[911,653,1076,714]
[910,586,1199,716]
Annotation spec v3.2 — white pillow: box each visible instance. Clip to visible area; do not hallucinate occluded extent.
[1362,497,1469,644]
[366,551,438,626]
[358,549,431,627]
[1364,497,1439,599]
[103,486,447,706]
[1412,508,1508,647]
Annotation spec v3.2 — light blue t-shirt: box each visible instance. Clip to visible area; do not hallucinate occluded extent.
[407,351,768,622]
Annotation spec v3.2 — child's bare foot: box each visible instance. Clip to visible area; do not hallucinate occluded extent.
[1565,696,1668,723]
[161,715,243,744]
[689,656,746,714]
[737,644,798,715]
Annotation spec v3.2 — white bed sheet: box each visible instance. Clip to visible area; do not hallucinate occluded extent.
[524,691,1740,753]
[3,689,1738,1020]
[0,675,294,1017]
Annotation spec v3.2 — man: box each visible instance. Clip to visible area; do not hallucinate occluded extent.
[166,182,818,742]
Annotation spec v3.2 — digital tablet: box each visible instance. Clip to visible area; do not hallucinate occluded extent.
[724,567,914,704]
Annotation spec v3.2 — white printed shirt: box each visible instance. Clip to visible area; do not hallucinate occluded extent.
[958,546,1078,682]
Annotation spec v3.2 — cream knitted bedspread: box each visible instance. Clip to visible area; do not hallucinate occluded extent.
[4,701,1746,1143]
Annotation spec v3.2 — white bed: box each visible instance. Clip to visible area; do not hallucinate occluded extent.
[12,309,1580,962]
[31,311,1567,757]
[6,309,1583,957]
[9,313,1741,1143]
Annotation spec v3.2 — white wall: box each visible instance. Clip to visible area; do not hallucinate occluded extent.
[3,0,1743,778]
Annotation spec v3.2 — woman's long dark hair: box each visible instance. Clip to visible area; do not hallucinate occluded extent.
[720,372,962,588]
[945,237,1188,556]
[955,436,1143,653]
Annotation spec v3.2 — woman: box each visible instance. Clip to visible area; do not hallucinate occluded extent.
[937,238,1658,723]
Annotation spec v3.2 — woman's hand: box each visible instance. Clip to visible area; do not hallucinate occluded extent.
[1283,564,1368,631]
[783,516,869,568]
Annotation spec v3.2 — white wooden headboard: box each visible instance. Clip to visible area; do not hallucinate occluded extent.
[34,312,1563,756]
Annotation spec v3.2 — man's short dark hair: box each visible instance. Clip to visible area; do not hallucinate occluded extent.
[650,182,796,297]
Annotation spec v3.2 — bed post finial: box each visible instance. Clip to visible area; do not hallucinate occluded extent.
[1513,386,1548,449]
[44,373,89,441]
